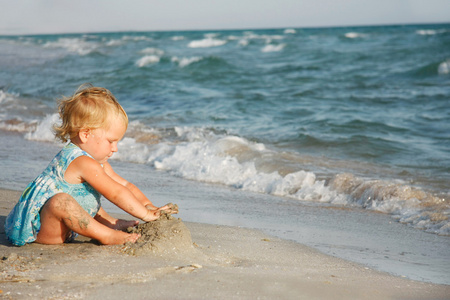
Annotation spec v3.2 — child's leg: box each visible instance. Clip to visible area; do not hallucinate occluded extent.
[36,193,140,245]
[94,207,139,231]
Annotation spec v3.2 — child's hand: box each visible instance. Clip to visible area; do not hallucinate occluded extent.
[146,203,179,215]
[160,203,179,214]
[141,209,161,222]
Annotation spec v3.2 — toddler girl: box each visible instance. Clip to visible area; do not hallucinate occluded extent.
[5,84,173,246]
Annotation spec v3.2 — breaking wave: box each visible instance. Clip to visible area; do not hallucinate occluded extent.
[5,114,449,236]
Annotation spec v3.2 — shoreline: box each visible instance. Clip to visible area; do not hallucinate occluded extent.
[1,188,449,299]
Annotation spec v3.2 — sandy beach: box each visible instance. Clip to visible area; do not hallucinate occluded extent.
[1,188,449,299]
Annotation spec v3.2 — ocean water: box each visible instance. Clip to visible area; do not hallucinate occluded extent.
[0,24,449,284]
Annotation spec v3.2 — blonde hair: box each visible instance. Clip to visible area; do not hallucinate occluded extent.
[53,83,128,143]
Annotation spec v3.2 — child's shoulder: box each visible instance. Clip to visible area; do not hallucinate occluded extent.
[54,143,96,170]
[64,151,102,184]
[63,143,94,159]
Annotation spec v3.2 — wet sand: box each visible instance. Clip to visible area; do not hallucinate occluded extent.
[1,188,449,299]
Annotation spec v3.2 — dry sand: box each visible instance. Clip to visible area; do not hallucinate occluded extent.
[1,188,449,300]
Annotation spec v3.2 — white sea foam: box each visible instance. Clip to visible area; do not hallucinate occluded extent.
[330,173,450,235]
[238,39,249,46]
[188,38,227,48]
[117,130,318,200]
[228,32,285,46]
[438,60,450,75]
[345,32,366,39]
[105,40,124,47]
[0,119,33,132]
[114,127,345,203]
[171,56,203,68]
[171,36,185,41]
[81,34,98,39]
[244,32,284,41]
[136,55,160,67]
[0,90,34,132]
[261,44,285,52]
[43,38,100,56]
[0,90,8,103]
[122,35,152,42]
[416,29,437,35]
[25,113,59,142]
[140,47,165,56]
[284,28,296,34]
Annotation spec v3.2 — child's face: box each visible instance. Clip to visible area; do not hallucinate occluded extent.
[84,120,126,164]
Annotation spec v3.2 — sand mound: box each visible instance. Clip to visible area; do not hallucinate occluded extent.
[123,210,193,256]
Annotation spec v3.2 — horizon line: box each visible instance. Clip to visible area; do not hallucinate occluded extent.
[0,21,448,37]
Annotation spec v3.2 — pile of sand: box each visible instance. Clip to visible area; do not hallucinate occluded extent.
[123,206,193,256]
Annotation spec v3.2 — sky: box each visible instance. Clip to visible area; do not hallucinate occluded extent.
[0,0,449,35]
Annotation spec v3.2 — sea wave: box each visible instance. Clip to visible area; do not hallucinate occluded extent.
[171,36,185,41]
[284,29,297,34]
[24,113,59,141]
[9,34,153,57]
[171,56,203,68]
[43,38,101,56]
[2,25,449,237]
[261,44,285,52]
[0,119,35,132]
[0,89,10,103]
[238,39,249,47]
[0,90,42,132]
[243,32,284,41]
[415,29,444,36]
[438,59,450,75]
[140,47,165,56]
[331,174,449,235]
[188,38,227,48]
[344,32,367,39]
[4,113,449,235]
[135,55,161,67]
[121,35,152,42]
[116,123,450,236]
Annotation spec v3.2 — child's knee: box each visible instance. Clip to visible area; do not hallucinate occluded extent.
[43,193,76,213]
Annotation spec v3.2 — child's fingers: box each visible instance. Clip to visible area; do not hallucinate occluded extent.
[142,209,160,222]
[158,203,179,214]
[167,203,179,214]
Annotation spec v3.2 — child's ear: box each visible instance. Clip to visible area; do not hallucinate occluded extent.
[79,128,90,143]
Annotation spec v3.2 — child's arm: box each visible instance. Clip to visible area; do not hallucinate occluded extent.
[102,161,160,209]
[104,162,176,212]
[94,207,139,230]
[68,156,158,221]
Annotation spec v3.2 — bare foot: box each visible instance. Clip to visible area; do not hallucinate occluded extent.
[100,231,141,245]
[124,233,140,244]
[112,219,139,231]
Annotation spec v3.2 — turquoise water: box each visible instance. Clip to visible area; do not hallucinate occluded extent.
[0,24,449,236]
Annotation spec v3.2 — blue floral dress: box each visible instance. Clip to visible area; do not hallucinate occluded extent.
[5,143,101,246]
